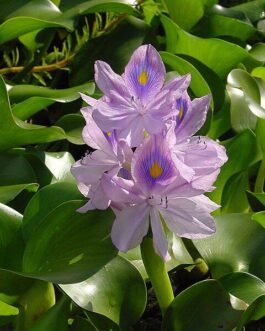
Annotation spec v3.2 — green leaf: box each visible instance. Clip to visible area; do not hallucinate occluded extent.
[22,201,117,283]
[55,114,85,145]
[193,213,265,279]
[208,130,261,206]
[236,295,265,331]
[0,0,73,44]
[11,82,94,121]
[252,67,265,80]
[252,211,265,227]
[249,43,265,62]
[232,0,265,23]
[163,0,204,31]
[16,281,55,331]
[160,52,211,98]
[61,0,139,20]
[160,14,248,79]
[219,272,265,305]
[70,16,150,85]
[227,85,257,132]
[0,183,39,204]
[221,172,250,213]
[0,76,66,151]
[196,14,255,42]
[60,256,146,329]
[29,295,69,331]
[256,118,265,155]
[0,203,24,271]
[0,152,39,203]
[71,315,120,331]
[22,182,82,240]
[0,300,19,327]
[162,280,241,331]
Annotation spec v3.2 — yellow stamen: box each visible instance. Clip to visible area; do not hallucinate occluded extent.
[106,131,112,137]
[144,130,150,139]
[149,162,163,178]
[138,70,148,86]
[178,106,184,121]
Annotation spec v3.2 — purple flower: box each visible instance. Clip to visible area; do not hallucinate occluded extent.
[81,44,191,147]
[71,108,132,212]
[101,134,222,260]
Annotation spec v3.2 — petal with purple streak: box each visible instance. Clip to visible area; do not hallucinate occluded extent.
[111,203,150,252]
[150,207,169,260]
[132,135,178,195]
[95,60,130,98]
[159,197,216,239]
[175,95,211,141]
[124,44,166,104]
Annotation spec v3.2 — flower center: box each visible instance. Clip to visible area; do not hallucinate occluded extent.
[149,162,163,178]
[138,70,148,86]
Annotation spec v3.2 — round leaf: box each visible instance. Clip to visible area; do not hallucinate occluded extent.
[60,256,146,329]
[162,280,241,331]
[22,201,117,283]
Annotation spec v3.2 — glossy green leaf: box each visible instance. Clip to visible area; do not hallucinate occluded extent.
[219,272,265,305]
[162,280,241,331]
[0,76,66,151]
[0,0,73,44]
[0,300,19,327]
[160,14,247,79]
[163,0,204,31]
[55,114,85,145]
[252,211,265,228]
[0,183,39,204]
[60,256,146,329]
[0,203,24,271]
[252,67,265,80]
[71,315,120,331]
[193,213,265,279]
[196,14,255,41]
[208,130,261,206]
[22,182,82,240]
[40,151,75,183]
[61,0,139,20]
[22,201,117,283]
[221,172,250,213]
[29,295,69,331]
[256,118,265,155]
[249,43,265,62]
[232,0,265,23]
[160,52,211,98]
[236,295,265,331]
[227,85,257,132]
[16,281,55,331]
[11,82,94,120]
[208,93,231,139]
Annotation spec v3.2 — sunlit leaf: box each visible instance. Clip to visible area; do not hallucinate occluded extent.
[60,256,146,329]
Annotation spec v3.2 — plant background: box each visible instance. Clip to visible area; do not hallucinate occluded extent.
[1,0,265,330]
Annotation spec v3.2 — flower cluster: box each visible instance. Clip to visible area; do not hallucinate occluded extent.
[71,45,227,260]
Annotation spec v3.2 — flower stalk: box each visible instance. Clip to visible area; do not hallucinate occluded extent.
[140,236,174,316]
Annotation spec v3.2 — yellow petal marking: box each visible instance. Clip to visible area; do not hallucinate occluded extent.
[149,162,163,178]
[138,70,148,86]
[178,106,184,121]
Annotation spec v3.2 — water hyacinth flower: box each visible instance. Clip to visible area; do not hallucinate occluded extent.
[71,109,132,212]
[101,133,226,260]
[81,44,191,147]
[72,43,228,261]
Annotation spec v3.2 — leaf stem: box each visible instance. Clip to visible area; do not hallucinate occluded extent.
[0,54,74,75]
[140,237,174,316]
[255,158,265,193]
